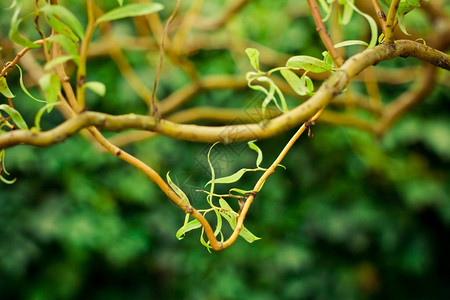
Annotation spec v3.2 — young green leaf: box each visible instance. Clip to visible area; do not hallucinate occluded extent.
[9,5,40,48]
[96,3,164,24]
[219,198,237,225]
[84,81,106,97]
[200,228,213,251]
[334,40,369,48]
[16,65,46,103]
[1,174,17,184]
[245,48,260,71]
[301,73,314,95]
[39,72,61,112]
[0,104,28,130]
[280,69,310,96]
[254,76,287,113]
[206,168,247,186]
[219,198,261,243]
[213,209,223,238]
[166,171,191,205]
[322,51,334,67]
[176,218,201,240]
[248,141,263,168]
[1,150,17,184]
[44,55,77,72]
[50,34,79,59]
[34,102,60,130]
[318,0,332,21]
[0,77,15,98]
[206,142,219,201]
[40,4,85,39]
[118,0,124,6]
[45,14,79,42]
[344,0,378,48]
[286,56,332,73]
[339,0,355,25]
[229,188,253,195]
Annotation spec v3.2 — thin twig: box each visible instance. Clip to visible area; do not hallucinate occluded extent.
[306,0,344,67]
[370,0,387,33]
[76,0,96,111]
[151,0,182,116]
[384,0,401,44]
[221,107,325,249]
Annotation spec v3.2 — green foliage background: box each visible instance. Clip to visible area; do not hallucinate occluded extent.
[1,0,449,299]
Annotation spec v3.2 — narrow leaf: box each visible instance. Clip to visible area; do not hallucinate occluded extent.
[16,65,45,103]
[0,77,15,98]
[0,104,28,130]
[39,73,61,111]
[340,0,354,25]
[344,0,378,48]
[0,150,17,184]
[206,168,247,185]
[245,48,260,71]
[229,188,253,195]
[397,14,411,36]
[301,73,314,94]
[219,198,237,227]
[322,51,334,67]
[238,225,262,243]
[40,4,85,39]
[118,0,124,6]
[34,102,60,130]
[219,198,261,243]
[44,55,77,72]
[280,69,309,96]
[50,34,79,58]
[248,141,263,168]
[9,6,40,48]
[1,175,17,184]
[85,81,106,97]
[334,40,369,48]
[286,56,332,73]
[45,14,79,42]
[176,219,201,240]
[166,171,190,205]
[200,228,213,251]
[96,3,164,24]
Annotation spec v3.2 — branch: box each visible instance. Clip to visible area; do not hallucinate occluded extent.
[384,0,401,44]
[306,0,344,67]
[1,40,448,150]
[370,0,387,33]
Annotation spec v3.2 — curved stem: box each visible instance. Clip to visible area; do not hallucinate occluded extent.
[1,40,449,149]
[221,107,325,249]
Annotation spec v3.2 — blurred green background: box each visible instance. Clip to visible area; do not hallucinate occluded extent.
[1,0,449,299]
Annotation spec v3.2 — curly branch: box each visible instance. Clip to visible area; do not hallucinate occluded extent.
[1,40,448,150]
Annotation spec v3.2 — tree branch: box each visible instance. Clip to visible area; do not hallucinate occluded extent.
[1,40,448,150]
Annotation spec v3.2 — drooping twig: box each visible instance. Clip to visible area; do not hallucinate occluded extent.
[151,0,182,116]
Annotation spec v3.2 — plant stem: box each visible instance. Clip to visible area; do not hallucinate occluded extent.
[306,0,344,67]
[384,0,401,44]
[76,0,96,111]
